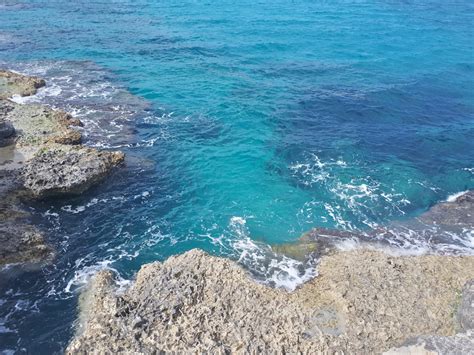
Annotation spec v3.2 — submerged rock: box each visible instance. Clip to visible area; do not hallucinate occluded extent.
[272,227,360,261]
[273,190,474,262]
[67,249,474,354]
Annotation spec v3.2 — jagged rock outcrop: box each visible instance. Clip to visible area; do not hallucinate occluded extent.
[22,145,124,198]
[0,169,54,265]
[1,99,83,148]
[0,223,53,265]
[0,69,124,198]
[67,249,474,354]
[0,69,125,265]
[419,190,474,227]
[0,69,45,99]
[384,280,474,354]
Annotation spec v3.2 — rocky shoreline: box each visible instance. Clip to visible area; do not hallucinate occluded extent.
[1,70,472,354]
[0,70,124,266]
[68,192,474,354]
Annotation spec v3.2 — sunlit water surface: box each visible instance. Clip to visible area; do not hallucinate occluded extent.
[0,1,473,352]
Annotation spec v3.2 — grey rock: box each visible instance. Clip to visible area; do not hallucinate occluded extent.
[0,223,53,265]
[274,190,474,262]
[21,145,124,198]
[458,279,474,332]
[384,331,474,355]
[0,120,14,138]
[0,119,14,147]
[0,169,54,266]
[419,190,474,227]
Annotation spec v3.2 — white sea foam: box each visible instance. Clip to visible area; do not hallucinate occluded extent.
[229,216,316,291]
[61,205,86,214]
[64,259,130,295]
[290,153,413,231]
[10,83,62,105]
[58,195,129,215]
[446,190,469,202]
[3,60,152,149]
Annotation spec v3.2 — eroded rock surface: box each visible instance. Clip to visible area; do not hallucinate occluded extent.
[458,279,474,332]
[0,169,54,265]
[419,190,474,227]
[67,249,474,354]
[0,69,45,99]
[0,69,124,265]
[384,280,473,354]
[1,100,83,148]
[22,145,124,198]
[0,223,53,265]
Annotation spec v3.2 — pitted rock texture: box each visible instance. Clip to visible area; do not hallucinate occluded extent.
[67,249,474,354]
[0,169,54,265]
[382,280,474,353]
[22,145,124,198]
[0,69,45,99]
[0,223,53,265]
[1,99,82,147]
[458,279,474,332]
[0,69,125,265]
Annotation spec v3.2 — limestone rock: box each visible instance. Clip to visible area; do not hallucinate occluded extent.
[0,69,125,265]
[0,169,54,266]
[458,279,474,332]
[21,145,124,198]
[67,249,474,354]
[384,331,474,354]
[0,223,53,265]
[1,99,82,148]
[419,190,474,227]
[0,69,45,99]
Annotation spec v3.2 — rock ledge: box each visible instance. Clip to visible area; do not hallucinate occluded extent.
[0,69,125,265]
[67,248,474,354]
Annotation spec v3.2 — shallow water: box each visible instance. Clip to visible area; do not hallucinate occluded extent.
[0,0,473,352]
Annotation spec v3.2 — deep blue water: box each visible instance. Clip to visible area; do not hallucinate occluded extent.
[1,0,473,353]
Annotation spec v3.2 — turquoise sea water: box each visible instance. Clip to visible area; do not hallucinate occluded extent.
[1,1,473,352]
